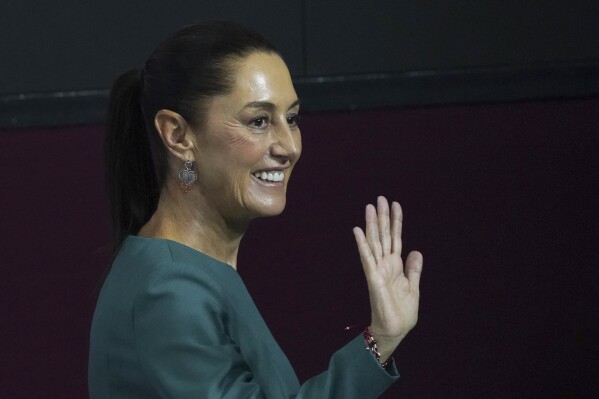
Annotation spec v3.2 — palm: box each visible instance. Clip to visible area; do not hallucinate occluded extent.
[353,197,423,341]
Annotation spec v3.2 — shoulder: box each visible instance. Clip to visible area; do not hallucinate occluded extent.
[119,236,238,340]
[116,235,237,298]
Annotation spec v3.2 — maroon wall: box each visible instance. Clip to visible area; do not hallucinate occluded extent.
[2,99,597,398]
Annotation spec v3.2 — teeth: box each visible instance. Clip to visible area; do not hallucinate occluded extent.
[254,171,284,182]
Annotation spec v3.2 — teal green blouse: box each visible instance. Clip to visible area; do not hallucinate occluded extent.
[89,236,398,398]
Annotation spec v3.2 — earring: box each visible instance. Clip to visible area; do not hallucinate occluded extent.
[178,160,197,193]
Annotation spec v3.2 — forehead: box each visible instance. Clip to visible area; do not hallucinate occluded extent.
[227,52,297,105]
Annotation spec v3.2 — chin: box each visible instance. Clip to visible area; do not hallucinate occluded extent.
[260,203,286,218]
[250,198,287,219]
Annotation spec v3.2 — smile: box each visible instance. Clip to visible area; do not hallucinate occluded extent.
[253,171,285,182]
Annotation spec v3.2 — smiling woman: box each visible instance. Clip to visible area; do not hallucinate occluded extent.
[191,52,302,224]
[89,21,423,399]
[138,51,302,261]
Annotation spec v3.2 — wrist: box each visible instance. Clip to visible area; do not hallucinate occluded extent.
[364,327,398,368]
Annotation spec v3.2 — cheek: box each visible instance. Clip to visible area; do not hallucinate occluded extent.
[243,145,266,164]
[217,141,268,196]
[220,127,266,165]
[231,140,269,167]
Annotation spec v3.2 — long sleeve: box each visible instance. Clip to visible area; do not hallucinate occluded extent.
[294,335,399,399]
[134,258,398,399]
[90,237,399,399]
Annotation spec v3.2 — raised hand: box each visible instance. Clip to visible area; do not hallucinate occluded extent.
[353,196,423,361]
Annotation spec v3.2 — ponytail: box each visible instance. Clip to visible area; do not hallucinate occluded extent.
[105,69,159,253]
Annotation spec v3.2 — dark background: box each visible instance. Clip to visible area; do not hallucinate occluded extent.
[1,1,598,398]
[1,0,598,94]
[2,0,599,127]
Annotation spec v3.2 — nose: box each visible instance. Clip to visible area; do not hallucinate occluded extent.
[269,119,301,162]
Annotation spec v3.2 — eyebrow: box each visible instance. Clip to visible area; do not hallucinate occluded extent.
[242,99,301,112]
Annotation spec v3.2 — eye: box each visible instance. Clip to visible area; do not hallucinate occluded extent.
[249,115,269,129]
[287,113,301,128]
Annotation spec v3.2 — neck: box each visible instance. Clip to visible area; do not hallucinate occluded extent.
[137,181,248,269]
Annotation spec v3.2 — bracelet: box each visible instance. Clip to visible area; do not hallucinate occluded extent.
[363,327,393,369]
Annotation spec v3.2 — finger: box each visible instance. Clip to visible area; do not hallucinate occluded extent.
[353,227,376,275]
[390,201,403,254]
[377,196,391,255]
[405,251,423,291]
[365,204,382,261]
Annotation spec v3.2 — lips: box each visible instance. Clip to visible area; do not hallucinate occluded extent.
[253,170,285,182]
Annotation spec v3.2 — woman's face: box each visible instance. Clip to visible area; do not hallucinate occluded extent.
[193,52,302,223]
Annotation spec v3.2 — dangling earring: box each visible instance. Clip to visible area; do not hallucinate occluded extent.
[178,160,197,193]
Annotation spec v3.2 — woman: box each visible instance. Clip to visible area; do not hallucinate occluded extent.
[89,21,423,398]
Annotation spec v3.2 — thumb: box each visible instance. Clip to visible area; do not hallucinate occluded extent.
[405,251,423,291]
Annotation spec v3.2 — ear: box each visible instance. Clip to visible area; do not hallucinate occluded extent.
[154,109,196,162]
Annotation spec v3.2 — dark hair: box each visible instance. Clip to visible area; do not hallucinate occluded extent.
[105,21,278,252]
